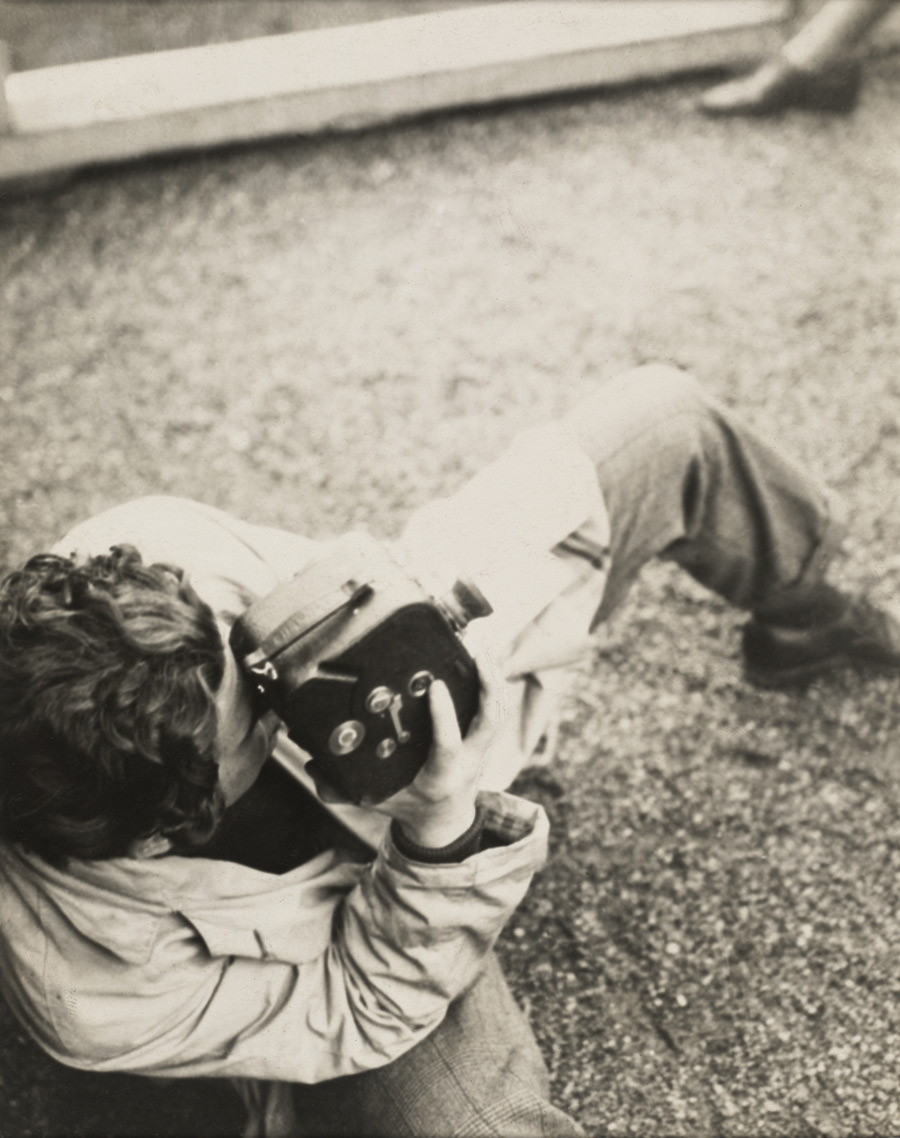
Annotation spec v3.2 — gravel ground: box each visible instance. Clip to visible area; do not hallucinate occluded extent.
[1,5,900,1136]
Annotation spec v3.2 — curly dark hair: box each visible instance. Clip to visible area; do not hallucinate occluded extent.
[0,544,226,864]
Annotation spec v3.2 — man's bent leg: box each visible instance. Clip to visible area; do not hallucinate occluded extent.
[561,363,843,624]
[292,954,585,1137]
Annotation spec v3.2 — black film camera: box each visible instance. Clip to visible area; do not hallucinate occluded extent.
[229,533,493,805]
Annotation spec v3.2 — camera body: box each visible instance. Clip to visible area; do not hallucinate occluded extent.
[229,532,492,805]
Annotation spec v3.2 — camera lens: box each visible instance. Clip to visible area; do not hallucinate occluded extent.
[437,578,493,630]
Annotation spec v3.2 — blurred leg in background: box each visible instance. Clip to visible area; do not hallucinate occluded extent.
[698,0,896,116]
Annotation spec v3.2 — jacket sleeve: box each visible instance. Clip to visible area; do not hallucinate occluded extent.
[65,792,548,1084]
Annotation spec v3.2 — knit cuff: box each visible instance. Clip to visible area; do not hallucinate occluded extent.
[390,806,486,864]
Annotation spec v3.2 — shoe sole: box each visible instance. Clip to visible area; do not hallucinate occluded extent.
[744,650,900,690]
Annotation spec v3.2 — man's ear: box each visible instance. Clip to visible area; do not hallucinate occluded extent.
[129,833,172,859]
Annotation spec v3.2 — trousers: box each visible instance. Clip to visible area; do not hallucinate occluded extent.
[269,364,839,1137]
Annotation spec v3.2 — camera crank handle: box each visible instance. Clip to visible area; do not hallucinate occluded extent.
[388,694,411,744]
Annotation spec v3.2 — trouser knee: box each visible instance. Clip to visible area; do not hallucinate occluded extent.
[569,361,838,614]
[563,361,715,480]
[609,362,710,421]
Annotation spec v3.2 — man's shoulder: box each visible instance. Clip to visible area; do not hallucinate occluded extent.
[0,836,360,981]
[53,497,322,610]
[54,496,244,558]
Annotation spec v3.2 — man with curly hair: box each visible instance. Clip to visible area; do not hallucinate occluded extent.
[1,365,898,1137]
[0,548,226,862]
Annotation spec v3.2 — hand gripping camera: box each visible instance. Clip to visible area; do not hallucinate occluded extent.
[229,533,493,805]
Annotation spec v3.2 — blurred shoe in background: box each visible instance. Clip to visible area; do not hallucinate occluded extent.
[698,0,894,118]
[699,55,862,116]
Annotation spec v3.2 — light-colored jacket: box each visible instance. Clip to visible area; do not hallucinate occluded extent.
[0,422,610,1126]
[0,789,546,1082]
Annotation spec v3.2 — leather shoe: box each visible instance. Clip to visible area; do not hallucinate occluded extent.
[699,56,862,117]
[743,589,900,689]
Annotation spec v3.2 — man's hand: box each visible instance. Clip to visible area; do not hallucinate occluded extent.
[374,652,510,848]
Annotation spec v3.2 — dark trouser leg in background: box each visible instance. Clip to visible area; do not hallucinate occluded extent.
[564,363,900,687]
[562,363,842,625]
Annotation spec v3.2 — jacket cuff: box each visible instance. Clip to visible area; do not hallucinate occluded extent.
[390,805,486,864]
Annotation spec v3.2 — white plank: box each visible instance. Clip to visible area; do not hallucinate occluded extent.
[0,2,788,182]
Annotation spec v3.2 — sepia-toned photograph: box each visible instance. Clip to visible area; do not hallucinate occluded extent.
[1,2,899,1134]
